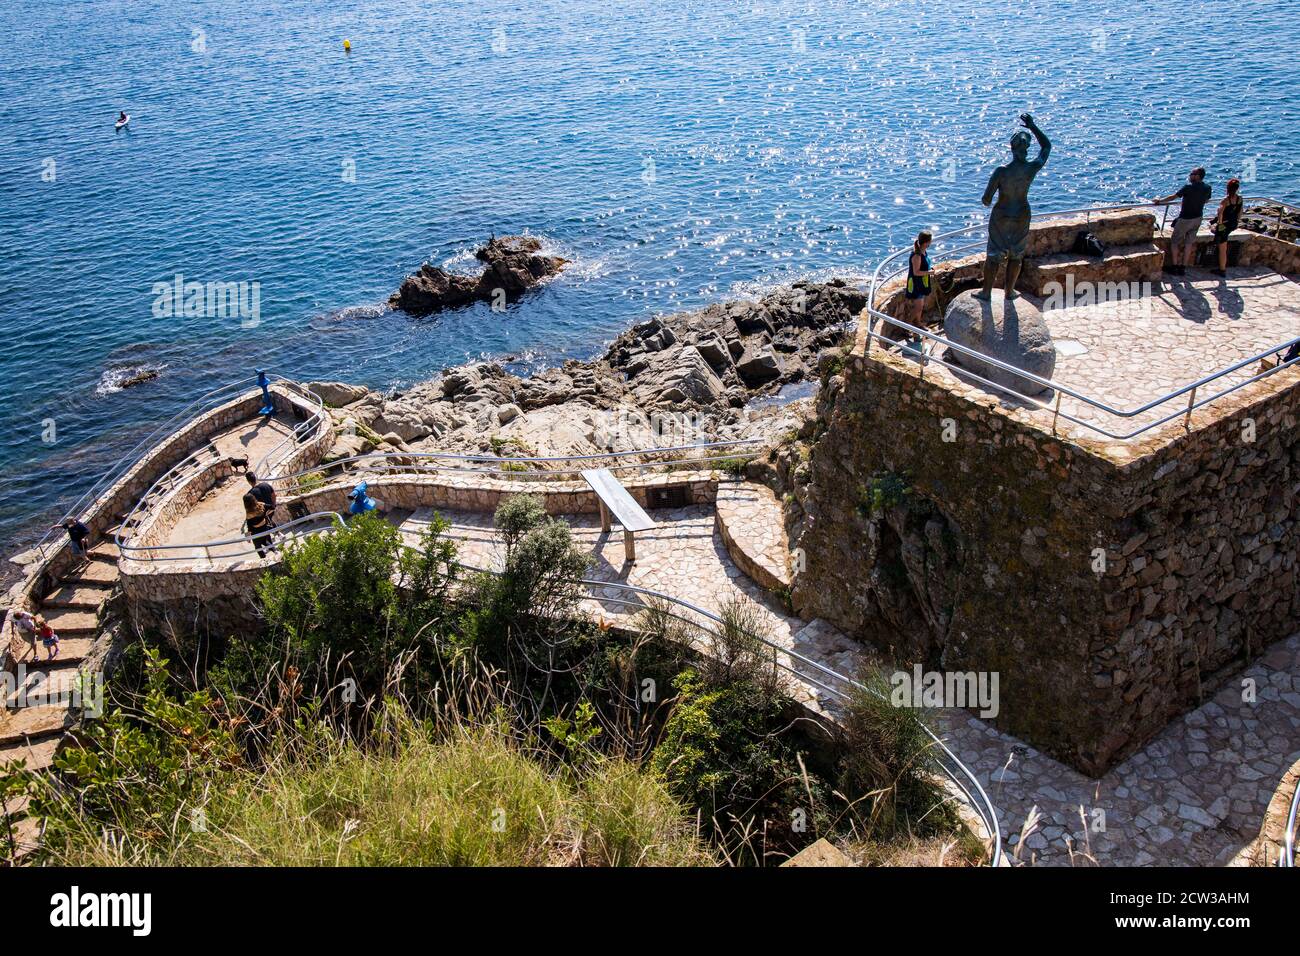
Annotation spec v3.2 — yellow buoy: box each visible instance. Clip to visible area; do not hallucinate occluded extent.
[343,39,351,52]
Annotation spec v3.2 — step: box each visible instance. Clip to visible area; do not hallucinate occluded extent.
[0,735,61,774]
[87,540,120,561]
[714,482,792,592]
[42,583,111,611]
[6,668,84,709]
[0,705,73,748]
[63,560,119,586]
[1020,242,1164,296]
[8,637,95,669]
[33,609,97,638]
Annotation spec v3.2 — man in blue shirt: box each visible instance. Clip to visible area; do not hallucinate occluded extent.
[1153,167,1212,276]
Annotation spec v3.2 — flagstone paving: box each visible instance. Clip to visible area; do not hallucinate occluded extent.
[913,266,1300,442]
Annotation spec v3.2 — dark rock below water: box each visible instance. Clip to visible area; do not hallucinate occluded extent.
[119,368,160,388]
[942,289,1056,398]
[389,235,567,316]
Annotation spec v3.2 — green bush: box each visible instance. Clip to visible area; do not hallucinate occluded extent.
[836,672,951,839]
[217,511,457,706]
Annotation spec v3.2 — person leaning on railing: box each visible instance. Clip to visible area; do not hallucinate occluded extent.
[1207,178,1243,278]
[1151,167,1211,277]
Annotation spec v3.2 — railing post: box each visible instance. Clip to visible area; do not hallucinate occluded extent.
[1051,388,1063,435]
[1277,206,1285,239]
[1184,385,1198,430]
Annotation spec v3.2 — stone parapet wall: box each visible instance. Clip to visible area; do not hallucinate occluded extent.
[287,469,720,517]
[1237,233,1300,276]
[789,343,1300,775]
[124,562,267,637]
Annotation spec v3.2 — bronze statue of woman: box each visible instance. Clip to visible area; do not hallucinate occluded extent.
[975,113,1051,300]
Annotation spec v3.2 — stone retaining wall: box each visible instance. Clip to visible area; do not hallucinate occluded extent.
[789,344,1300,775]
[287,469,719,517]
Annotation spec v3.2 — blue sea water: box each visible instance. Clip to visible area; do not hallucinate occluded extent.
[0,0,1296,548]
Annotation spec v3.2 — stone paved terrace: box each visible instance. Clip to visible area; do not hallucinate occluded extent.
[934,633,1300,866]
[910,265,1300,450]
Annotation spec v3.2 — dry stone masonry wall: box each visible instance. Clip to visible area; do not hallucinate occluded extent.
[789,336,1300,776]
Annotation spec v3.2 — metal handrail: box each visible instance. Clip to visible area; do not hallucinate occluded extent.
[263,441,766,491]
[869,196,1299,313]
[451,558,1004,867]
[113,378,327,552]
[864,196,1300,441]
[118,507,1005,864]
[267,438,765,477]
[1281,772,1299,868]
[118,510,343,562]
[27,376,266,559]
[120,444,767,561]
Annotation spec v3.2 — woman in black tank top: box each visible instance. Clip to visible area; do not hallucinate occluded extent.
[1210,177,1243,277]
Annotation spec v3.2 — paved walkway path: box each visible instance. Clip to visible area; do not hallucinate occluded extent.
[153,415,297,560]
[934,634,1300,866]
[398,503,864,714]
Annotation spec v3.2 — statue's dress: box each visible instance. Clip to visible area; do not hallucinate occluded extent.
[985,157,1046,259]
[987,201,1031,258]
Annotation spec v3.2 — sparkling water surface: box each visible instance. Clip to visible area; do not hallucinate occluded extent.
[0,0,1296,546]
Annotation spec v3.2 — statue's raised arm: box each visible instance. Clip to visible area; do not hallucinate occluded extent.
[1021,113,1051,167]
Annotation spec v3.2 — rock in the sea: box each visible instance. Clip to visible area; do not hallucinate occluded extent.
[389,235,567,316]
[118,368,160,388]
[942,289,1056,398]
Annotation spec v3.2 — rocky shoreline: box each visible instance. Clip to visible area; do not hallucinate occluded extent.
[311,279,866,466]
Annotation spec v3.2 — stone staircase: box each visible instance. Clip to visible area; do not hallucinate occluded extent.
[1017,210,1165,296]
[1,537,120,860]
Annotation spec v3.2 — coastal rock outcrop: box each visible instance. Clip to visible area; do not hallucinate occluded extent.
[388,235,568,316]
[314,279,868,465]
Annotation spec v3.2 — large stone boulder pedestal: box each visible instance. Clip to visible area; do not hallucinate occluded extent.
[942,289,1056,398]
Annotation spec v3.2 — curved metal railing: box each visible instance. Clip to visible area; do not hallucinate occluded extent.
[117,437,767,562]
[450,558,1004,867]
[863,197,1300,441]
[1281,772,1299,868]
[113,378,327,556]
[114,503,1006,864]
[27,375,268,561]
[263,439,767,494]
[117,509,343,563]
